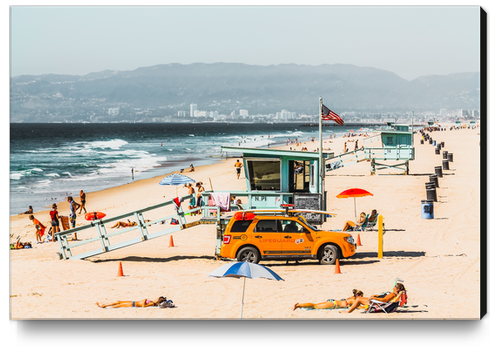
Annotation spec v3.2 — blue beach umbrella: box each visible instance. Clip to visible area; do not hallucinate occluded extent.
[159,173,195,186]
[159,174,195,195]
[209,261,284,319]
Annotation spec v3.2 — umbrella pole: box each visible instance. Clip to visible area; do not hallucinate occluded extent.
[354,197,357,222]
[240,277,246,319]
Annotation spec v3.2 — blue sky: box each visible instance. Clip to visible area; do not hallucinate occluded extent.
[10,6,480,80]
[9,5,481,80]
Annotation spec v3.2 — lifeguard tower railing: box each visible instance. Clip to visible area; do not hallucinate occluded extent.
[325,147,414,174]
[56,191,294,260]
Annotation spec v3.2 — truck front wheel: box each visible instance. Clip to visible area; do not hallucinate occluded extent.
[319,244,338,265]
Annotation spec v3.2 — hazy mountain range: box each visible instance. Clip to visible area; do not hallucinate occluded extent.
[10,63,480,122]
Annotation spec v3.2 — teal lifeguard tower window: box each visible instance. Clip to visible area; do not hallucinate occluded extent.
[247,160,281,191]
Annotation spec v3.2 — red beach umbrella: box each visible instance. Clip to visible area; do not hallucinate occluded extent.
[336,188,373,221]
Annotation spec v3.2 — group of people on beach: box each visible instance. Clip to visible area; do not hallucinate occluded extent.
[293,282,406,313]
[26,190,88,243]
[184,181,205,215]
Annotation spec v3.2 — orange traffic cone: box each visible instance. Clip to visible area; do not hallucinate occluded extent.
[169,235,175,247]
[334,259,341,274]
[357,234,362,246]
[117,262,124,277]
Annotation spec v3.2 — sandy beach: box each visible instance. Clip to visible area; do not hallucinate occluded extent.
[9,126,482,320]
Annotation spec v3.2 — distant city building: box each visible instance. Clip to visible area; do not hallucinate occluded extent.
[190,104,197,117]
[107,107,120,116]
[239,109,249,117]
[178,111,186,118]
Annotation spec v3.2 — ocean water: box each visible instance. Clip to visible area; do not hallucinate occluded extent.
[10,122,371,215]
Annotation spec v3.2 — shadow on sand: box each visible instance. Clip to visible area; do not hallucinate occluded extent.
[351,250,426,259]
[90,255,216,264]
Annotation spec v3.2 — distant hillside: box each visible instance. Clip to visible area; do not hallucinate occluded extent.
[10,63,480,122]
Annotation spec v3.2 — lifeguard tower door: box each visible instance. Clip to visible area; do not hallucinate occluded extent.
[288,160,311,193]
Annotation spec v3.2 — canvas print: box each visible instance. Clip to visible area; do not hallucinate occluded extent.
[9,5,483,323]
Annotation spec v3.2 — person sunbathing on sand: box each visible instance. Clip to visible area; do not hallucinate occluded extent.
[110,221,137,228]
[97,296,166,308]
[343,283,406,313]
[343,212,366,231]
[293,289,364,310]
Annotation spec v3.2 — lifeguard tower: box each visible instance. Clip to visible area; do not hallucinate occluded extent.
[216,146,335,223]
[364,124,415,175]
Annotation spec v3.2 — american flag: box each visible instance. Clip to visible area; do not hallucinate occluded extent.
[321,104,344,125]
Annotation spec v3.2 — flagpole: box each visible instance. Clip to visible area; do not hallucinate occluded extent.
[319,97,324,210]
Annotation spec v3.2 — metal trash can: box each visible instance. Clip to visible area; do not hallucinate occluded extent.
[440,141,445,147]
[442,151,448,159]
[435,148,440,155]
[430,174,439,188]
[435,166,443,177]
[420,139,424,144]
[443,159,450,170]
[448,153,453,162]
[425,182,437,202]
[421,200,434,219]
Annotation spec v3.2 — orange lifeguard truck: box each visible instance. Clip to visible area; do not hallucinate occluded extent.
[217,210,356,265]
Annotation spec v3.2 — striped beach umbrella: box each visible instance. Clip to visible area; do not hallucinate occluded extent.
[159,174,195,195]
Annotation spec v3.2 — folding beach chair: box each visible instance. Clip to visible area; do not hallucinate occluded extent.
[354,214,369,231]
[366,291,408,314]
[365,213,379,231]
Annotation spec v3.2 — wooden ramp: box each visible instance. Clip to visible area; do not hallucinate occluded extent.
[56,194,222,260]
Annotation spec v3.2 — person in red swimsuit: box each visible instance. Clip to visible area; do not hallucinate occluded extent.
[49,203,60,242]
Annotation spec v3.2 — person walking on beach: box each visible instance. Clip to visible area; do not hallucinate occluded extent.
[131,168,134,180]
[78,190,87,214]
[29,215,46,242]
[49,203,60,242]
[67,196,80,240]
[234,160,243,179]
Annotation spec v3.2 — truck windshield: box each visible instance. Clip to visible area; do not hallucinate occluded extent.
[298,216,320,231]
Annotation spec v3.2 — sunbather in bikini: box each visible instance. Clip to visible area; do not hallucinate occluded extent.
[343,212,366,231]
[343,283,406,313]
[110,221,137,228]
[97,296,166,308]
[293,289,364,310]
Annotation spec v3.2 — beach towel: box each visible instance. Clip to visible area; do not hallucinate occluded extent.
[173,197,183,212]
[210,193,230,211]
[60,216,70,231]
